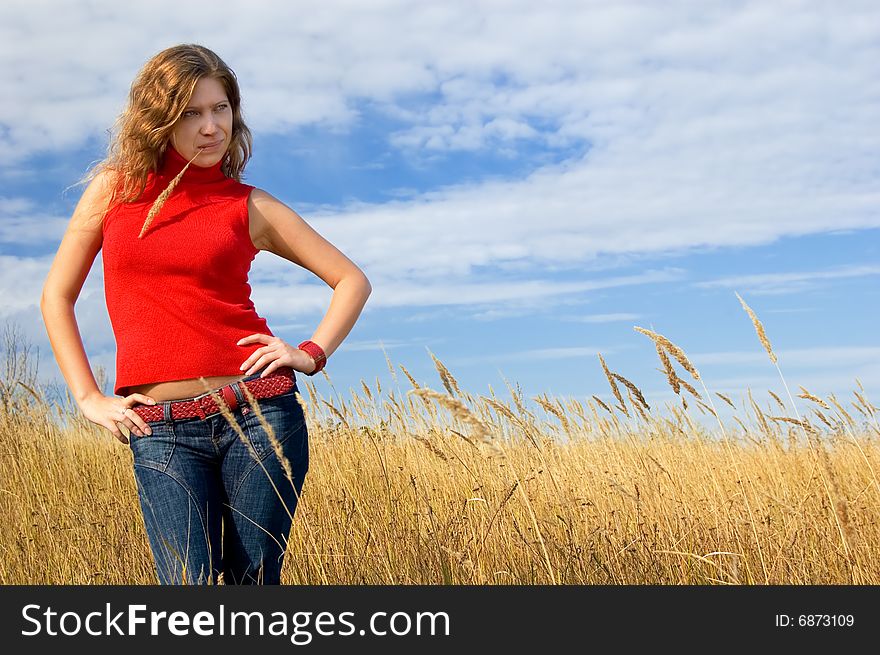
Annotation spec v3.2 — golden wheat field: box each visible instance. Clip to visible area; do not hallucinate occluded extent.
[1,304,878,585]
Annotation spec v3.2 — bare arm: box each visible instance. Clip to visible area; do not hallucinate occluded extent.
[41,171,114,403]
[41,170,155,442]
[246,188,372,367]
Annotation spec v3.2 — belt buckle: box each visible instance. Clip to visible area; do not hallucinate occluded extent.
[220,383,239,413]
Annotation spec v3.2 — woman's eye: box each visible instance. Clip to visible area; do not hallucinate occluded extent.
[216,104,228,111]
[184,110,197,117]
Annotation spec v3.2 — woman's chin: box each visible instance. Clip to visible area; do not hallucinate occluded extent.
[192,151,224,167]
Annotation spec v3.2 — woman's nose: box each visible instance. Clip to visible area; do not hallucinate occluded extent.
[200,116,217,133]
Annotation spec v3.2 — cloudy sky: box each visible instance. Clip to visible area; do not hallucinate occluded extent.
[1,0,878,428]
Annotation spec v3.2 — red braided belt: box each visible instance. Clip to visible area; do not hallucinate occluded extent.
[131,367,296,422]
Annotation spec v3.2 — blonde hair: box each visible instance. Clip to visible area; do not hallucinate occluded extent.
[76,44,253,234]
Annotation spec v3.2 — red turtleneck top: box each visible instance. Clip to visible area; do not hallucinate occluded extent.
[101,146,275,396]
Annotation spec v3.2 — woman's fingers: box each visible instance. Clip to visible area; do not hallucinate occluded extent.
[114,407,151,438]
[129,393,157,406]
[123,407,152,436]
[243,353,274,376]
[114,410,141,438]
[104,419,127,443]
[121,394,155,437]
[240,345,272,371]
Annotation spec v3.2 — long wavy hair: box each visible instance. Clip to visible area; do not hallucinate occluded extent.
[79,44,253,230]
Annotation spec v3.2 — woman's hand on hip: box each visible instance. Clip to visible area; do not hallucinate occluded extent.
[237,333,317,376]
[78,392,157,444]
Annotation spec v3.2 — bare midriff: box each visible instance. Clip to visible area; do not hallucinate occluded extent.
[123,374,247,402]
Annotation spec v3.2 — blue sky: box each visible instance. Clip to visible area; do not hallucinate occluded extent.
[1,0,878,429]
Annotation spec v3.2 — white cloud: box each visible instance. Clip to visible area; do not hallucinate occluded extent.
[0,197,69,245]
[1,254,59,313]
[2,1,878,279]
[689,346,880,369]
[465,345,606,364]
[694,264,880,295]
[567,313,643,323]
[337,338,417,353]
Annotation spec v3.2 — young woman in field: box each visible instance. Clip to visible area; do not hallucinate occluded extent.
[40,44,371,584]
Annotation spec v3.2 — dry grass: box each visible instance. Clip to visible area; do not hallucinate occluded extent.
[138,147,203,238]
[1,308,879,585]
[736,291,777,364]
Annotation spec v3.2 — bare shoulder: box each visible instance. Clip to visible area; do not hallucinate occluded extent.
[246,187,308,254]
[70,167,121,232]
[246,187,366,288]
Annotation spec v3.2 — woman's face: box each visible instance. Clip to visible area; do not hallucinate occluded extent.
[169,76,233,167]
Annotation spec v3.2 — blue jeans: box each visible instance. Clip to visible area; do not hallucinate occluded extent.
[128,369,309,585]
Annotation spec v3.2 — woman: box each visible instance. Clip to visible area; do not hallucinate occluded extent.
[40,44,371,584]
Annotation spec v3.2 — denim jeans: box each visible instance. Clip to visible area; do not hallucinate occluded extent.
[128,368,309,585]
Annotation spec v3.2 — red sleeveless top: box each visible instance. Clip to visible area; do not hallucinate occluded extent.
[101,146,275,396]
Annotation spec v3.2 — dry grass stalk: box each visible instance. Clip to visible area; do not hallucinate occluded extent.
[813,410,833,429]
[748,389,772,437]
[851,403,868,419]
[293,391,310,422]
[828,393,856,427]
[656,345,680,395]
[387,388,401,408]
[567,398,588,427]
[412,434,449,461]
[398,364,420,389]
[197,379,258,462]
[808,432,856,558]
[407,387,494,447]
[139,147,203,238]
[610,372,650,411]
[854,390,878,415]
[716,392,736,409]
[481,396,518,424]
[448,428,480,451]
[303,380,320,412]
[634,326,700,381]
[429,351,460,397]
[383,400,404,430]
[321,399,349,428]
[735,292,777,364]
[586,399,603,430]
[238,383,294,485]
[502,376,534,420]
[768,390,786,412]
[16,380,42,403]
[471,480,520,566]
[381,344,397,382]
[348,392,366,421]
[768,415,813,431]
[591,395,612,414]
[629,390,651,422]
[678,378,702,401]
[533,395,572,433]
[598,354,629,418]
[798,386,830,410]
[696,399,717,418]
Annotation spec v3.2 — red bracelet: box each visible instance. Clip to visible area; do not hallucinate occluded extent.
[298,340,327,376]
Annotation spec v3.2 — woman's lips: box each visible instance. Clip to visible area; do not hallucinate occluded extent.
[199,141,222,151]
